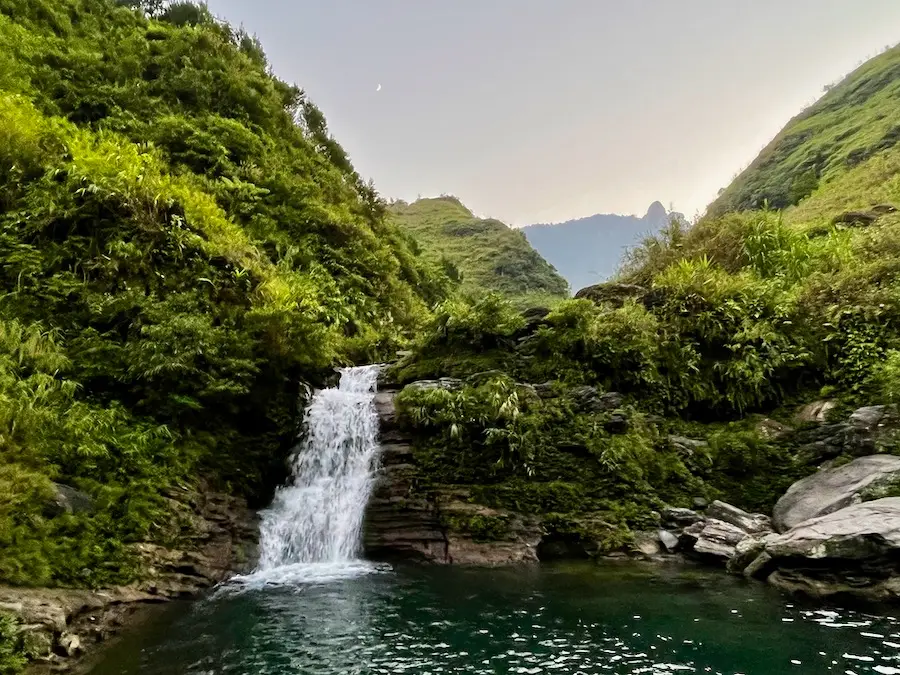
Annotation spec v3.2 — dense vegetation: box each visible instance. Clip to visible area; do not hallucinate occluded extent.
[708,44,900,215]
[390,45,900,552]
[389,197,569,307]
[0,0,452,592]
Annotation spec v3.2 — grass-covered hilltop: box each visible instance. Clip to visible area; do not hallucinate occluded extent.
[385,43,900,556]
[0,0,457,598]
[388,196,569,308]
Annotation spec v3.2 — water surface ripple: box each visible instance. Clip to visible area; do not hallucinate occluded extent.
[89,562,900,675]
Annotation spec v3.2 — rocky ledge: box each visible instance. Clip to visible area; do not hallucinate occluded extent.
[366,385,900,603]
[365,388,542,564]
[4,486,257,672]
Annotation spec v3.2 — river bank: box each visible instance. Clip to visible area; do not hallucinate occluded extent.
[4,487,257,673]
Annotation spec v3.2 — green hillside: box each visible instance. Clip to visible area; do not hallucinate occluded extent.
[390,43,900,559]
[0,0,449,593]
[389,197,569,307]
[708,44,900,216]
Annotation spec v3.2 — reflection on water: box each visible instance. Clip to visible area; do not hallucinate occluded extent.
[89,562,900,675]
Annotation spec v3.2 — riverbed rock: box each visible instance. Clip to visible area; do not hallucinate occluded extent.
[704,500,772,535]
[761,498,900,601]
[772,455,900,532]
[726,534,776,575]
[690,519,749,560]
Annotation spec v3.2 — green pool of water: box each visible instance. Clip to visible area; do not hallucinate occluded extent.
[88,561,900,674]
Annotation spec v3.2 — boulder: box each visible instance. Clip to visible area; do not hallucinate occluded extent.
[691,519,749,560]
[762,498,900,601]
[767,498,900,560]
[658,529,680,553]
[772,455,900,532]
[849,405,889,432]
[632,531,662,556]
[794,400,836,424]
[692,497,709,510]
[704,500,772,535]
[44,483,94,518]
[726,534,776,575]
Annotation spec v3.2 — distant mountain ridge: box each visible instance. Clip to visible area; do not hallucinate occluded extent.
[522,202,677,292]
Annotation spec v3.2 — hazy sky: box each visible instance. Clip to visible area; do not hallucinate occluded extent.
[206,1,900,225]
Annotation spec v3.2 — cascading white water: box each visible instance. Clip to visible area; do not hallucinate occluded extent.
[245,365,384,584]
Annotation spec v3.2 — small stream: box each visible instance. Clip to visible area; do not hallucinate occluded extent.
[89,562,900,674]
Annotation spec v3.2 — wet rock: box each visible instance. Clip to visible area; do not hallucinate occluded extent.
[658,530,679,553]
[44,483,94,518]
[794,400,837,424]
[763,498,900,601]
[691,519,749,560]
[726,534,775,575]
[773,455,900,532]
[704,500,772,535]
[743,551,774,580]
[574,282,647,308]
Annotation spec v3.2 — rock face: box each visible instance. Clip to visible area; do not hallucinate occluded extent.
[365,388,541,565]
[772,455,900,532]
[3,486,257,670]
[755,498,900,601]
[789,404,899,466]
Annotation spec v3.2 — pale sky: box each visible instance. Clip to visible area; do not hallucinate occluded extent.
[206,1,900,225]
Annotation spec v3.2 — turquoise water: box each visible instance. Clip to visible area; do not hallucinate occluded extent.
[88,562,900,675]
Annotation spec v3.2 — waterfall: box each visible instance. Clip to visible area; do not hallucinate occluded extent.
[243,365,385,585]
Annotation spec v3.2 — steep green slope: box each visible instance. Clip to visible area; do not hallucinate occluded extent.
[390,45,900,557]
[389,197,569,307]
[0,0,448,591]
[708,44,900,216]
